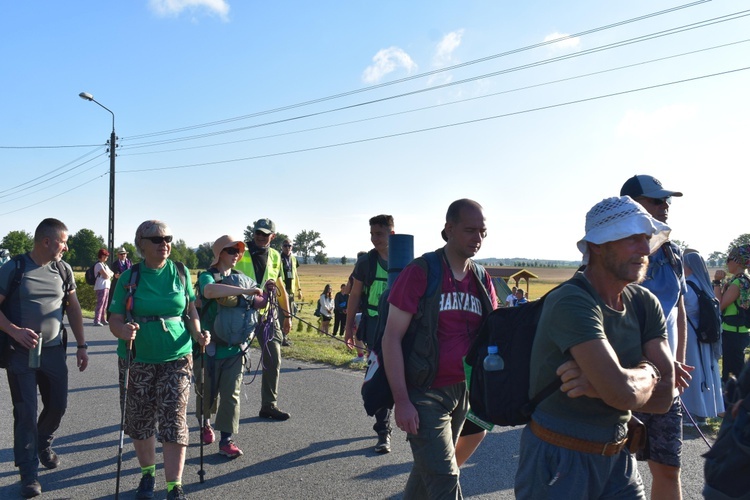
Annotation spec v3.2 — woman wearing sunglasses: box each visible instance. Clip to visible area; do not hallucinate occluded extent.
[194,235,265,460]
[108,220,209,500]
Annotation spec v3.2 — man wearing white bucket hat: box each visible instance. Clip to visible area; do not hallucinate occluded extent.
[621,175,692,500]
[515,196,675,500]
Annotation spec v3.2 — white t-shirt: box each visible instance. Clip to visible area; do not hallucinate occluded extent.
[94,262,113,290]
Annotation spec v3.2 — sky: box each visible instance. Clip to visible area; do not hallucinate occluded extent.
[1,0,748,262]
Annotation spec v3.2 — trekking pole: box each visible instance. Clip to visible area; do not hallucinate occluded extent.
[115,340,133,500]
[198,345,206,484]
[679,397,712,449]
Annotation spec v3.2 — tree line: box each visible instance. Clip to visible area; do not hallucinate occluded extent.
[0,225,332,270]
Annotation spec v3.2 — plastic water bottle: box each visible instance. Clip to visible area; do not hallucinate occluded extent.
[483,345,504,371]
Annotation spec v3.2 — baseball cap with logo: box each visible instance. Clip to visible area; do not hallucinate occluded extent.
[620,175,683,199]
[253,218,276,235]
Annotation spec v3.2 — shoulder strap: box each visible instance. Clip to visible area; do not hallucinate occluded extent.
[2,255,26,309]
[174,261,190,318]
[365,248,379,288]
[53,261,73,316]
[125,264,141,323]
[422,251,442,298]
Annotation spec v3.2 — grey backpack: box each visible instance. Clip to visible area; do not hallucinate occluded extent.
[213,272,259,346]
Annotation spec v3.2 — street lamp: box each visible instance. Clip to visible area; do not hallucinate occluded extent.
[79,92,117,262]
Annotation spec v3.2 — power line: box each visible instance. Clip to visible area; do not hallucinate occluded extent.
[119,66,750,174]
[0,143,103,149]
[123,0,712,141]
[0,170,106,216]
[118,38,750,158]
[117,10,750,152]
[0,147,105,197]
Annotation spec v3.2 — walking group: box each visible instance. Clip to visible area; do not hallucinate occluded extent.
[0,173,748,499]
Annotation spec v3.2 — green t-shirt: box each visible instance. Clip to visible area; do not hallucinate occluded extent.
[721,275,750,333]
[530,276,667,427]
[109,260,195,364]
[197,270,242,360]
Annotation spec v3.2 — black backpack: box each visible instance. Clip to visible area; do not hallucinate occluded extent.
[467,278,608,427]
[84,263,97,286]
[686,281,722,343]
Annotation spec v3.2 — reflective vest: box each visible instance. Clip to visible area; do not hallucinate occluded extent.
[235,247,282,313]
[364,249,388,318]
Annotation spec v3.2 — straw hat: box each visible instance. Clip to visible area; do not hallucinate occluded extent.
[210,235,246,267]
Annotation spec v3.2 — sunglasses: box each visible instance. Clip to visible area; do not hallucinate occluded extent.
[641,196,672,206]
[145,235,173,244]
[223,247,241,255]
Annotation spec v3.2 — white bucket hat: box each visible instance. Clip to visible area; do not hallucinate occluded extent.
[577,196,671,264]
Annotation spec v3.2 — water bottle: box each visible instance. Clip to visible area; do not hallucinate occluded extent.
[483,345,504,371]
[29,333,43,369]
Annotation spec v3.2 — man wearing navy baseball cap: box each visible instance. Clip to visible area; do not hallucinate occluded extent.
[621,174,692,500]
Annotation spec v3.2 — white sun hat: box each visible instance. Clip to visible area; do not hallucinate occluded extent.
[577,196,671,264]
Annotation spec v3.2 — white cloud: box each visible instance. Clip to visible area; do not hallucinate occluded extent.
[543,32,580,51]
[149,0,230,21]
[362,47,417,84]
[616,104,697,138]
[433,29,464,68]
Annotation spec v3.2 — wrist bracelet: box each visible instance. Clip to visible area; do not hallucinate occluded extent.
[637,360,662,383]
[712,280,721,286]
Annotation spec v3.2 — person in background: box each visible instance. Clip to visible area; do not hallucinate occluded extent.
[93,248,113,326]
[515,288,528,305]
[279,239,301,346]
[109,220,210,500]
[333,284,348,337]
[345,215,395,452]
[505,286,517,307]
[318,284,334,335]
[681,250,724,425]
[621,174,692,500]
[0,248,10,266]
[107,248,132,320]
[712,244,750,384]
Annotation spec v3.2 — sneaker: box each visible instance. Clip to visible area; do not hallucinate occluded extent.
[219,440,244,458]
[281,338,293,346]
[102,320,109,325]
[350,355,366,363]
[93,321,102,326]
[259,406,291,421]
[38,447,59,469]
[166,484,187,500]
[374,432,391,454]
[135,474,155,499]
[201,424,215,444]
[21,477,41,498]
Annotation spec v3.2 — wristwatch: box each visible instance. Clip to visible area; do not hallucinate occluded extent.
[77,343,89,350]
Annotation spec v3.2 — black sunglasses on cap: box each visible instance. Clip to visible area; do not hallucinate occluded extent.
[145,235,173,244]
[223,247,241,255]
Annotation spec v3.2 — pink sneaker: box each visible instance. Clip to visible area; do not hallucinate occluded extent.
[201,424,215,444]
[219,440,243,458]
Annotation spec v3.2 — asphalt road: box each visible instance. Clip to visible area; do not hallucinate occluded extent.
[0,322,713,499]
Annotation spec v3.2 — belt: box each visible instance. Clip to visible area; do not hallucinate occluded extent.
[133,315,182,324]
[529,420,627,456]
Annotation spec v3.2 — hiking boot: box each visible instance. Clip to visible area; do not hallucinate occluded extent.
[281,338,293,346]
[259,406,291,421]
[201,423,215,444]
[166,484,187,500]
[219,440,244,459]
[38,447,59,469]
[21,476,41,498]
[374,432,391,454]
[135,474,155,499]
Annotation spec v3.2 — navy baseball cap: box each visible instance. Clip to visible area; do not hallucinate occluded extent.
[620,175,683,199]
